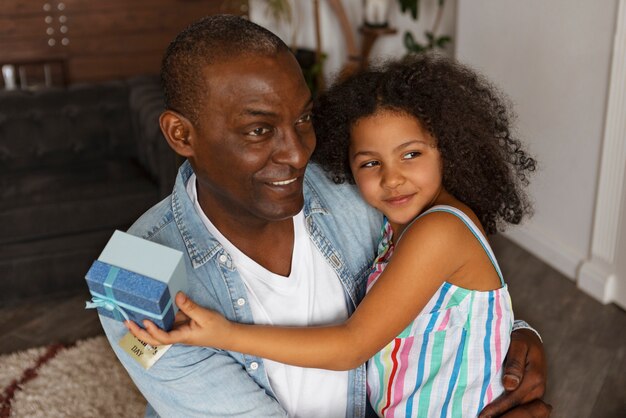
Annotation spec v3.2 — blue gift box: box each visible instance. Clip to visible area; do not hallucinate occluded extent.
[85,230,187,331]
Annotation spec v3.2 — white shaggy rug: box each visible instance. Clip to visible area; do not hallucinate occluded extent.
[0,336,146,417]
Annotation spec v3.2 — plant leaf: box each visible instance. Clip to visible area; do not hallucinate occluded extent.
[436,36,452,48]
[404,31,426,53]
[404,31,417,50]
[398,0,419,20]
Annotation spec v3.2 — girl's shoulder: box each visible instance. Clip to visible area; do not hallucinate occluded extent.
[398,204,483,248]
[387,206,475,281]
[393,204,484,269]
[398,204,504,291]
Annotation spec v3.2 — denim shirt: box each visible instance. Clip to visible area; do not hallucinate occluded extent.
[100,160,383,417]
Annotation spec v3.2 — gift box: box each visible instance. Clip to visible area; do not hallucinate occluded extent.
[85,230,187,330]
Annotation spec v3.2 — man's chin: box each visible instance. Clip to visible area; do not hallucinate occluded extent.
[257,197,305,222]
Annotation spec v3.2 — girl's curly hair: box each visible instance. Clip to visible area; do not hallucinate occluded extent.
[312,54,536,234]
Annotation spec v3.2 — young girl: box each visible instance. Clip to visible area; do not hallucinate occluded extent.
[128,55,536,417]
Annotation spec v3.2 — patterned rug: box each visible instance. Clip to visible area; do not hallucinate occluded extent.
[0,336,145,417]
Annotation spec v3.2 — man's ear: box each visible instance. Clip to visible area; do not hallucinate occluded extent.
[159,110,195,158]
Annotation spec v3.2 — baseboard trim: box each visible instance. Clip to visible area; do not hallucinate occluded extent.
[578,258,616,304]
[503,225,584,280]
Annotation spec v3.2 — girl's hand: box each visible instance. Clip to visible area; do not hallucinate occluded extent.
[125,292,232,348]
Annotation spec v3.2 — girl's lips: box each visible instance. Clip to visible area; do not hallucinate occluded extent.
[383,194,415,205]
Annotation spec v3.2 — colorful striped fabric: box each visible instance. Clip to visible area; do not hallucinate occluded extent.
[366,205,514,417]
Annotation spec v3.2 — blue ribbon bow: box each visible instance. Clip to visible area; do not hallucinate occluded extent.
[85,296,130,322]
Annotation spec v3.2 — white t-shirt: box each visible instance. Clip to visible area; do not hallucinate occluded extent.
[187,175,349,418]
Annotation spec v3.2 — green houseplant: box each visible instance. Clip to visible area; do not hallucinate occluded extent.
[397,0,452,54]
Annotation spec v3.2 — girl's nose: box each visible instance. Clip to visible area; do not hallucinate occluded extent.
[381,167,405,189]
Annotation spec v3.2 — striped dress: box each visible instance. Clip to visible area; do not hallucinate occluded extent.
[366,205,514,418]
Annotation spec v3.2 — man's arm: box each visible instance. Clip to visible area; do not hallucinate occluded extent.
[101,316,287,417]
[480,326,552,417]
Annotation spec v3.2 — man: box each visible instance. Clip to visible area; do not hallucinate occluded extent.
[100,15,549,417]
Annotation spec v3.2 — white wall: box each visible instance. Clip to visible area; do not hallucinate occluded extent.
[456,1,619,280]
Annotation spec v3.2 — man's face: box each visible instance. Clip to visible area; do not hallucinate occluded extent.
[188,51,315,227]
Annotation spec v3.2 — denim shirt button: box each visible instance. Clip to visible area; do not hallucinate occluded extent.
[219,254,228,263]
[236,298,246,306]
[249,361,259,371]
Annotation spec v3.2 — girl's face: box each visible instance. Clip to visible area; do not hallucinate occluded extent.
[349,110,444,233]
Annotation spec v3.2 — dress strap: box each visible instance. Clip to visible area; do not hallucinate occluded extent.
[398,205,505,285]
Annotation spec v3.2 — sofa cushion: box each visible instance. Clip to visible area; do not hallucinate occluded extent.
[0,81,134,172]
[0,158,159,245]
[128,75,179,197]
[128,76,167,181]
[0,229,114,302]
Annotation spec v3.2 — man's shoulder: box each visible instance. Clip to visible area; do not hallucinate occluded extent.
[304,163,367,210]
[127,195,176,242]
[304,163,382,241]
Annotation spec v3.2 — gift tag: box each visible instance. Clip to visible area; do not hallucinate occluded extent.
[119,332,171,369]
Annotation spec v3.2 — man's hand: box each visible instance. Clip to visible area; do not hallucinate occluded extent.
[479,328,552,417]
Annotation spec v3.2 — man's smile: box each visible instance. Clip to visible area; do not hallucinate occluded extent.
[268,177,298,186]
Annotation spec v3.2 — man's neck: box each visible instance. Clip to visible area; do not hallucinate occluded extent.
[212,212,295,276]
[197,194,296,277]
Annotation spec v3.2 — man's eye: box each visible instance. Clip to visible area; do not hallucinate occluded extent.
[403,151,421,160]
[249,127,271,136]
[296,113,313,124]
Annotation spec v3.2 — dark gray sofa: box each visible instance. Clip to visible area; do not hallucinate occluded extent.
[0,75,177,303]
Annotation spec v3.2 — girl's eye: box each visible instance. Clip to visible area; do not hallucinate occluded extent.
[249,127,271,136]
[361,160,380,168]
[403,151,421,160]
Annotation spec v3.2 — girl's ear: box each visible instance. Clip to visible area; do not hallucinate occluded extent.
[159,110,195,158]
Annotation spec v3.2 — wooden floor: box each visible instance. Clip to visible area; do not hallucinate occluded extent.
[1,235,624,417]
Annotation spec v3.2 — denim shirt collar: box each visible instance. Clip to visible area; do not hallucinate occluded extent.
[170,161,221,269]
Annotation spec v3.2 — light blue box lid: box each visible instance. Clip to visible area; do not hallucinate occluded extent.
[98,230,187,312]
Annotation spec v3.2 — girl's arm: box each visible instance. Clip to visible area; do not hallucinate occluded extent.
[127,213,472,370]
